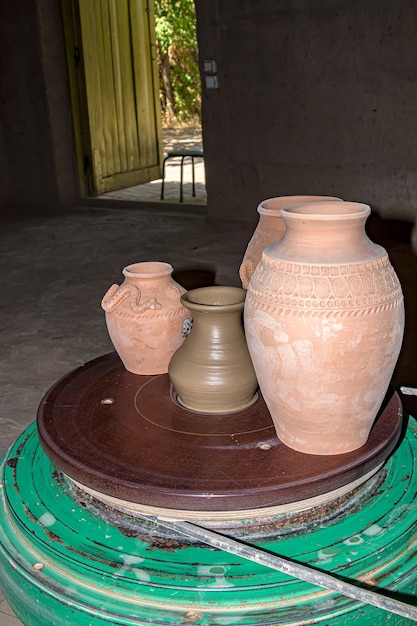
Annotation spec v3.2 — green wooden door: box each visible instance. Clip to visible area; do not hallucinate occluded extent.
[65,0,163,195]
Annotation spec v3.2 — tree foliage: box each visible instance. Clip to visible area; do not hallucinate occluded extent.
[154,0,201,124]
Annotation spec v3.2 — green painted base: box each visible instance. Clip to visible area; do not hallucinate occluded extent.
[0,419,416,625]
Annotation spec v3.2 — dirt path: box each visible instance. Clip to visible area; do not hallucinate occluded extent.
[162,125,203,153]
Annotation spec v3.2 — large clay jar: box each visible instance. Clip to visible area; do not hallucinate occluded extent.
[169,286,258,414]
[102,262,189,375]
[239,195,343,289]
[244,202,404,455]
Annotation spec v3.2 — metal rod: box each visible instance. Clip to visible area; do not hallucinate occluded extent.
[400,386,417,396]
[144,516,417,621]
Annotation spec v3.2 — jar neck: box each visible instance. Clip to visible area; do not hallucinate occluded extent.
[123,262,173,283]
[269,203,384,264]
[185,305,245,343]
[182,288,246,338]
[181,287,246,314]
[183,300,244,315]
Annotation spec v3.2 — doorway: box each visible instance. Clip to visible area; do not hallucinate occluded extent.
[62,0,205,205]
[99,125,206,205]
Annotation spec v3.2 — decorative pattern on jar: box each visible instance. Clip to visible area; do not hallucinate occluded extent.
[239,195,343,289]
[244,202,404,455]
[102,262,190,375]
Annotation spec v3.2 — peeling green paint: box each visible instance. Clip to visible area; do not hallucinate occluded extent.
[0,418,416,625]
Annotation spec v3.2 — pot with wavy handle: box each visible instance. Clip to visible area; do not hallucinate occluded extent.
[239,195,343,289]
[102,262,190,375]
[244,202,404,455]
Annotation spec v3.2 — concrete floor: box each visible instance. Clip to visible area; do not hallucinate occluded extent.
[1,202,416,624]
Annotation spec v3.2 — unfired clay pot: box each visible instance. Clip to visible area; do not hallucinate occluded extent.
[169,286,258,414]
[244,201,404,455]
[239,195,343,289]
[102,262,189,375]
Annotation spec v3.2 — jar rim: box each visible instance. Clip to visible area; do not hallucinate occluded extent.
[123,261,173,277]
[281,201,371,220]
[258,195,343,216]
[182,286,246,309]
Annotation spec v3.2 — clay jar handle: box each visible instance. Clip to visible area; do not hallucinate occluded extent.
[239,258,256,290]
[101,284,161,314]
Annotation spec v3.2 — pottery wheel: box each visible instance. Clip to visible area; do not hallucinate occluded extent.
[37,352,402,512]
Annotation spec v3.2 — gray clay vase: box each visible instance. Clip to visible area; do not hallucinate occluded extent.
[168,286,258,414]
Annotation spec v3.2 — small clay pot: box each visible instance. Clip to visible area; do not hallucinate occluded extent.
[102,261,189,375]
[169,286,258,414]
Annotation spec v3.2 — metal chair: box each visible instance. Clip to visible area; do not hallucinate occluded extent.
[160,150,204,203]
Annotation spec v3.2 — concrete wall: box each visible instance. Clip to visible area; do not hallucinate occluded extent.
[196,0,417,223]
[1,0,417,226]
[0,0,77,212]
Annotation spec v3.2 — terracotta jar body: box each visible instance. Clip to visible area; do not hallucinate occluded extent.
[244,202,404,455]
[239,195,343,289]
[102,262,189,375]
[169,286,258,414]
